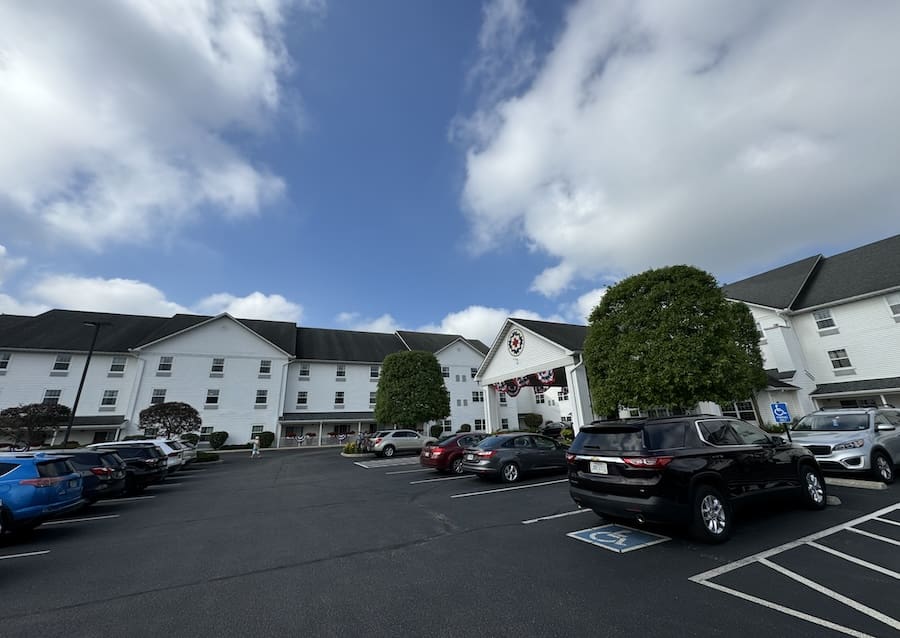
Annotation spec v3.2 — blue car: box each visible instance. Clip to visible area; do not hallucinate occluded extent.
[0,452,84,534]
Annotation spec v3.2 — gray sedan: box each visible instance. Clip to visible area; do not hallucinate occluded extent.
[460,433,568,482]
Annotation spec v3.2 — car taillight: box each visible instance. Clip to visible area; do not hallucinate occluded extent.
[374,438,382,445]
[566,453,576,464]
[19,477,63,488]
[622,456,673,469]
[91,466,113,478]
[476,450,496,458]
[430,447,445,456]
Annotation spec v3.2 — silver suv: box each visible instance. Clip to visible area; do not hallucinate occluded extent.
[369,430,436,458]
[791,408,900,483]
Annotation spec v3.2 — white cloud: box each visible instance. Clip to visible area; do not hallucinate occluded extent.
[0,245,26,285]
[0,1,302,249]
[565,287,607,324]
[336,312,401,334]
[459,1,900,295]
[0,293,48,317]
[419,305,564,346]
[193,292,303,322]
[29,276,191,316]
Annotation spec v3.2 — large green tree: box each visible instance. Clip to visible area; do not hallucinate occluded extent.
[0,403,71,445]
[375,351,450,428]
[584,265,766,415]
[139,401,202,437]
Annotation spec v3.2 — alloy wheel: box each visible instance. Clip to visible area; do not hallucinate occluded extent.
[700,494,726,535]
[875,454,893,482]
[805,471,825,505]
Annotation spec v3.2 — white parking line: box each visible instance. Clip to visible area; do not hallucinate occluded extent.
[690,503,900,638]
[385,468,433,475]
[522,509,592,525]
[354,458,421,469]
[0,550,50,560]
[43,514,120,526]
[450,479,568,499]
[874,516,900,527]
[148,482,182,487]
[93,495,156,504]
[409,475,473,485]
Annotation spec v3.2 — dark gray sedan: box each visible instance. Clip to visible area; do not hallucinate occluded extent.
[460,433,569,483]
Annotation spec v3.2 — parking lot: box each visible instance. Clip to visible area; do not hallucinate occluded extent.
[2,448,898,638]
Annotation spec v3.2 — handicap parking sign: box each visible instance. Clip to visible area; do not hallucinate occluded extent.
[770,402,791,423]
[567,524,670,553]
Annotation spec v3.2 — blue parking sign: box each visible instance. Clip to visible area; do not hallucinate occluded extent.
[770,402,791,423]
[567,524,670,553]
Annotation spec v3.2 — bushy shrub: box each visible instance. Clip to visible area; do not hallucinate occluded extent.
[342,442,360,454]
[429,424,443,438]
[258,431,275,448]
[209,431,229,449]
[560,428,574,442]
[181,433,200,446]
[458,423,471,432]
[220,444,252,450]
[522,413,543,430]
[196,451,219,462]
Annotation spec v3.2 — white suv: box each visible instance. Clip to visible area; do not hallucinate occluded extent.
[369,430,436,458]
[791,408,900,483]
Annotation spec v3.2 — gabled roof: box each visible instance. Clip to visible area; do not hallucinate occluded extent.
[510,318,587,352]
[723,234,900,311]
[0,309,169,352]
[397,331,488,357]
[296,327,406,362]
[134,314,297,355]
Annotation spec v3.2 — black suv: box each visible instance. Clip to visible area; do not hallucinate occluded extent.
[59,448,128,504]
[87,443,166,494]
[567,416,826,543]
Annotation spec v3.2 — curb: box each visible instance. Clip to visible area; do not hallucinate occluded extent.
[340,452,374,458]
[824,477,888,490]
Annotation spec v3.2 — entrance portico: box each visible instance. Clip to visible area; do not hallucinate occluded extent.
[476,318,595,434]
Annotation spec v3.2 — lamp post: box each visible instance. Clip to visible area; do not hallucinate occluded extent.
[62,320,111,446]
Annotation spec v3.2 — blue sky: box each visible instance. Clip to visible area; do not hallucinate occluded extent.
[1,1,899,345]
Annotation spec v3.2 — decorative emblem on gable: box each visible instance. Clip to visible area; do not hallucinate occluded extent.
[507,329,525,357]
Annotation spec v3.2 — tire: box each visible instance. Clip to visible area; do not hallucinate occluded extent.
[499,462,520,483]
[382,445,395,458]
[690,485,732,543]
[798,464,827,509]
[872,451,895,484]
[450,456,464,475]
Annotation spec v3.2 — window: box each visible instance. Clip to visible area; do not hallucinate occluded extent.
[729,419,771,445]
[370,365,380,380]
[558,387,569,401]
[109,356,126,374]
[828,349,853,369]
[334,391,344,406]
[442,366,450,378]
[535,391,545,405]
[471,367,479,378]
[499,392,507,406]
[53,354,71,371]
[756,321,765,339]
[369,391,376,406]
[43,389,61,405]
[298,362,310,378]
[628,408,641,417]
[888,292,900,319]
[455,374,461,382]
[474,419,485,430]
[472,391,484,403]
[150,389,166,405]
[100,390,118,408]
[336,364,346,379]
[200,426,213,441]
[251,425,264,435]
[501,418,509,428]
[839,398,877,409]
[211,357,225,374]
[296,391,308,407]
[813,308,838,333]
[205,389,219,406]
[259,360,272,375]
[697,420,741,446]
[0,352,10,371]
[721,401,756,421]
[255,390,268,406]
[157,356,173,375]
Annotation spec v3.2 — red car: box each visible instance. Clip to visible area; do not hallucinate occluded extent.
[420,432,488,474]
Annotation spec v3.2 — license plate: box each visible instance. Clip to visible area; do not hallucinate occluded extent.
[466,453,474,461]
[589,461,608,475]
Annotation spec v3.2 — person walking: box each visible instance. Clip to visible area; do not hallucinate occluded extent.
[251,436,261,459]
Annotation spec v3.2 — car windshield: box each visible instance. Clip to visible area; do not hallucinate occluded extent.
[793,414,869,431]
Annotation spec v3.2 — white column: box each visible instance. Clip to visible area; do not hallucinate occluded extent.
[566,357,594,435]
[484,385,501,433]
[318,422,323,446]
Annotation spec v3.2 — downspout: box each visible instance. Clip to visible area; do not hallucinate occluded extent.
[275,359,290,448]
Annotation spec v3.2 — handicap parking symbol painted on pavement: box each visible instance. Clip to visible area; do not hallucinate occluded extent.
[567,524,670,553]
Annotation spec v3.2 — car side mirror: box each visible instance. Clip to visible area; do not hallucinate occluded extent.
[876,424,896,432]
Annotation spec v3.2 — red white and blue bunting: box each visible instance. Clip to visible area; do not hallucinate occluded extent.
[492,370,559,398]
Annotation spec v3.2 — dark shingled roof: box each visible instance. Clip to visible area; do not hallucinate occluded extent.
[0,310,169,352]
[396,331,487,356]
[810,376,900,396]
[723,234,900,311]
[296,327,406,362]
[469,340,490,355]
[511,318,588,352]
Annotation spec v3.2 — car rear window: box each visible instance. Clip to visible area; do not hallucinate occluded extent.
[110,447,151,460]
[574,422,686,452]
[0,462,18,477]
[37,459,74,477]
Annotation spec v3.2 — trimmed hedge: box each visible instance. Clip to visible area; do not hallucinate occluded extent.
[209,431,229,449]
[258,431,275,448]
[429,424,443,438]
[458,423,471,432]
[196,451,219,462]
